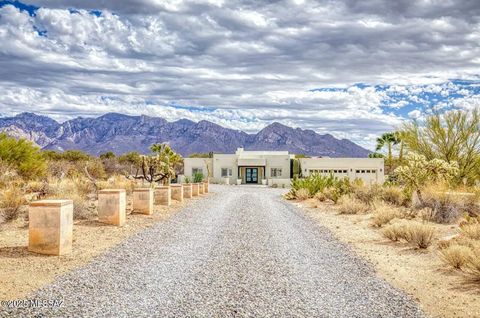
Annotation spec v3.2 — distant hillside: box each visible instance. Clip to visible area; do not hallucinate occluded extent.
[0,112,371,157]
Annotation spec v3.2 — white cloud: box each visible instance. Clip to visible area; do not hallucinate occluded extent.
[0,1,479,150]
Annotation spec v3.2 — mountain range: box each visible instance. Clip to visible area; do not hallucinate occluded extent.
[0,112,371,157]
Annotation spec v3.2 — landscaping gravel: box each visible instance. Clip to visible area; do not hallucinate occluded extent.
[4,185,426,317]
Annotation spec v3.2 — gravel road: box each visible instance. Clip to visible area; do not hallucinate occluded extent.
[4,185,425,317]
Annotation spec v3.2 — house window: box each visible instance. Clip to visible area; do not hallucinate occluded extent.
[192,168,203,175]
[271,168,282,177]
[221,168,233,177]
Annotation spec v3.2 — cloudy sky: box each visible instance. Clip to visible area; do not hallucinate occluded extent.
[0,0,479,149]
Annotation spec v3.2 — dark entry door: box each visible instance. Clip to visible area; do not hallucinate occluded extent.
[245,168,258,183]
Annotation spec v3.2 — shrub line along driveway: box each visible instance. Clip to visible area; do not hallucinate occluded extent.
[5,185,425,317]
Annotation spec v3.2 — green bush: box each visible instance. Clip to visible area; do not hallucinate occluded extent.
[193,172,204,183]
[0,133,46,180]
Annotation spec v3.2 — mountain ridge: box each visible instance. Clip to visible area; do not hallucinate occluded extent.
[0,112,371,157]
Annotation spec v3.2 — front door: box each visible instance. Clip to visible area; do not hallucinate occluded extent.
[245,168,258,183]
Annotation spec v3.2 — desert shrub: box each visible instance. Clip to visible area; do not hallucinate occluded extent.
[460,223,480,240]
[290,174,339,196]
[46,177,95,220]
[419,190,464,224]
[382,223,405,241]
[193,172,204,183]
[0,134,46,180]
[394,153,458,205]
[295,188,310,200]
[404,222,435,248]
[418,207,436,222]
[352,184,383,205]
[0,185,27,222]
[464,244,480,281]
[371,201,400,227]
[314,191,327,202]
[337,195,370,215]
[439,244,472,269]
[381,186,407,206]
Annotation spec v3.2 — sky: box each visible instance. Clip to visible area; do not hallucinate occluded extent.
[0,0,479,150]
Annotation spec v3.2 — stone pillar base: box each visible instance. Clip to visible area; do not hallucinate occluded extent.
[29,200,73,256]
[155,186,171,206]
[133,188,154,215]
[183,184,192,199]
[171,185,184,202]
[98,189,126,226]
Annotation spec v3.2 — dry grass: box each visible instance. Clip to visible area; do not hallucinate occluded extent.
[382,222,410,242]
[98,175,136,195]
[0,185,27,222]
[439,244,472,269]
[464,244,480,281]
[352,184,383,205]
[371,201,400,227]
[295,188,310,200]
[46,177,96,220]
[314,191,327,202]
[460,223,480,240]
[382,220,435,249]
[405,222,435,249]
[381,186,406,206]
[337,195,370,215]
[417,186,468,224]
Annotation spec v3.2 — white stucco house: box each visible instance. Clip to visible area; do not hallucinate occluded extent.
[182,148,384,186]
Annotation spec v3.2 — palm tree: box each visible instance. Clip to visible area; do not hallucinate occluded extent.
[375,132,399,167]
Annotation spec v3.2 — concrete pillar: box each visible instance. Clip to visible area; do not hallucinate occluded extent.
[98,189,126,226]
[198,182,205,195]
[28,200,73,256]
[170,184,184,202]
[203,181,209,193]
[192,183,199,196]
[155,186,171,206]
[183,184,192,199]
[132,188,154,215]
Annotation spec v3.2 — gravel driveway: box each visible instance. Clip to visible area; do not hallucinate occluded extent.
[4,185,425,317]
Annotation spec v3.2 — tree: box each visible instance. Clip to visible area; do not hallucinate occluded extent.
[61,150,91,162]
[129,144,182,185]
[401,109,480,184]
[99,151,116,160]
[0,133,46,180]
[394,153,458,204]
[375,132,399,167]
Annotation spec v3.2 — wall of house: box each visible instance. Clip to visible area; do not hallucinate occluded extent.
[298,158,385,184]
[182,158,213,181]
[264,155,291,180]
[212,154,238,184]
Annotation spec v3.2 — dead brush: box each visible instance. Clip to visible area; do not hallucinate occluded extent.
[314,191,327,202]
[295,188,310,200]
[371,201,401,227]
[352,184,383,205]
[0,185,27,222]
[337,194,370,215]
[404,222,436,249]
[381,186,406,206]
[439,244,472,270]
[460,223,480,240]
[47,177,96,220]
[464,243,480,281]
[382,222,410,242]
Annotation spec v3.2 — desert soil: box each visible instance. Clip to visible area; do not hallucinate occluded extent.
[4,185,424,317]
[295,198,480,318]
